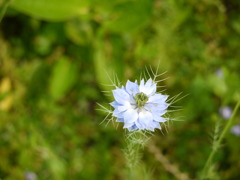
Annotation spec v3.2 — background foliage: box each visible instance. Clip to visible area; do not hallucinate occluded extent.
[0,0,240,179]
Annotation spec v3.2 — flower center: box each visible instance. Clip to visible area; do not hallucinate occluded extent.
[134,92,148,108]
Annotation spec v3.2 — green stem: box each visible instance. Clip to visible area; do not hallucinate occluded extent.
[201,101,240,179]
[0,0,11,23]
[124,131,149,179]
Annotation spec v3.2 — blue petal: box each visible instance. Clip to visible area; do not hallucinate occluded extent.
[146,122,155,131]
[118,102,131,112]
[126,80,139,95]
[145,78,153,87]
[148,121,161,131]
[123,109,138,124]
[140,79,145,87]
[144,104,167,122]
[123,122,135,128]
[139,79,148,94]
[144,103,168,116]
[112,88,130,104]
[148,94,168,103]
[135,119,145,130]
[112,109,125,118]
[152,115,166,122]
[139,79,156,95]
[149,84,157,96]
[116,118,124,122]
[153,121,161,129]
[128,124,138,131]
[138,111,153,129]
[153,102,169,111]
[110,101,121,108]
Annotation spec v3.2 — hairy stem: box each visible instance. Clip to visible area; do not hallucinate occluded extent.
[124,131,149,178]
[201,101,240,179]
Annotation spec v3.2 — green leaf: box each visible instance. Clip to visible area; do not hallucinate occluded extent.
[104,0,153,33]
[49,57,77,100]
[10,0,90,21]
[65,19,93,45]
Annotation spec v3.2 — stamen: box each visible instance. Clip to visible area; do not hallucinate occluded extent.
[134,92,148,108]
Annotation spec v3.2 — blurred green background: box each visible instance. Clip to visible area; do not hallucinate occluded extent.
[0,0,240,179]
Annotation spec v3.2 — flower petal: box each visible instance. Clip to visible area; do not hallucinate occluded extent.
[139,79,156,95]
[145,78,153,87]
[116,118,124,122]
[152,115,167,122]
[113,109,125,118]
[139,79,147,93]
[148,84,157,96]
[152,102,169,111]
[144,103,168,116]
[118,106,128,112]
[138,110,153,128]
[128,124,138,131]
[149,121,161,131]
[118,101,131,112]
[123,109,138,124]
[110,101,121,108]
[135,119,145,129]
[126,80,139,95]
[140,79,145,87]
[148,94,168,103]
[123,122,135,128]
[112,88,130,104]
[144,103,168,120]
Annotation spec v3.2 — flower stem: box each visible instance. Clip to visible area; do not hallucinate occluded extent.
[201,101,240,179]
[0,0,11,23]
[124,131,149,178]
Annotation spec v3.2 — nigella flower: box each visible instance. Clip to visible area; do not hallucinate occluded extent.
[24,171,37,180]
[231,125,240,136]
[110,79,169,131]
[215,68,224,79]
[219,106,232,120]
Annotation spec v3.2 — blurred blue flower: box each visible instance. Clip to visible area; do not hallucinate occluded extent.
[219,106,232,120]
[215,68,224,78]
[110,79,169,131]
[24,171,37,180]
[231,125,240,136]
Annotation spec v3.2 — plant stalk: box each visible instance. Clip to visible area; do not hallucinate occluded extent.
[201,101,240,179]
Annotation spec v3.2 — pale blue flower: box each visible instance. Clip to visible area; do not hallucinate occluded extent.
[215,68,224,78]
[219,106,232,120]
[110,79,169,131]
[231,125,240,136]
[24,171,37,180]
